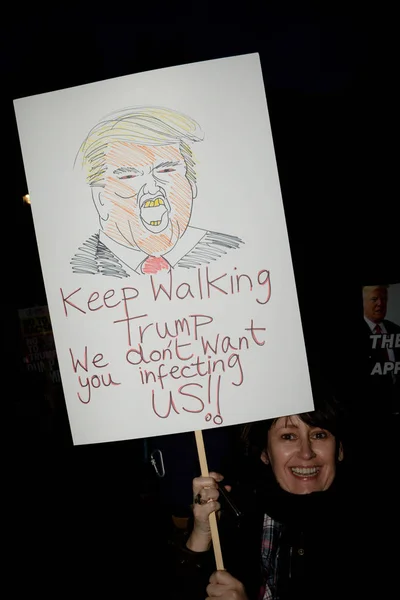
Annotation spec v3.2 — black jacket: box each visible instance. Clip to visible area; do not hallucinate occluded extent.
[171,461,363,600]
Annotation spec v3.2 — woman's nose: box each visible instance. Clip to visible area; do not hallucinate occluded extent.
[298,439,316,460]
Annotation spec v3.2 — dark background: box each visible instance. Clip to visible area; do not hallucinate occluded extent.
[4,8,397,416]
[2,6,398,591]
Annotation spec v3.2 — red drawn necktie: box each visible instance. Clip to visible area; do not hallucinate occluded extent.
[141,255,170,274]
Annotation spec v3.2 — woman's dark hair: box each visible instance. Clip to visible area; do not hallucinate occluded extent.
[244,376,345,458]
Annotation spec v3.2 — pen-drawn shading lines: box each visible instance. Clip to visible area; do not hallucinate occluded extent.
[177,231,244,269]
[71,233,130,278]
[100,142,195,257]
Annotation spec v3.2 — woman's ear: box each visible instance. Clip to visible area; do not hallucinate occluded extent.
[338,442,344,462]
[260,450,270,465]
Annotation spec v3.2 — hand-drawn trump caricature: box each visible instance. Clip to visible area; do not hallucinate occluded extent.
[71,107,243,277]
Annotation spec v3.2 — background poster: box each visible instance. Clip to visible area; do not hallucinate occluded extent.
[14,53,313,444]
[18,305,60,385]
[361,282,400,415]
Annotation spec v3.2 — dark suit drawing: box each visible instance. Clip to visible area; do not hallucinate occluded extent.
[71,228,244,278]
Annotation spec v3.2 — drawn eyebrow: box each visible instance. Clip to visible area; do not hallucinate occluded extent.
[113,166,143,176]
[153,160,182,171]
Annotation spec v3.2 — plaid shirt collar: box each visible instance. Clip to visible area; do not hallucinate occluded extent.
[259,513,283,600]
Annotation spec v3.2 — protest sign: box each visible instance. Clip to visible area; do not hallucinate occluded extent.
[14,53,313,445]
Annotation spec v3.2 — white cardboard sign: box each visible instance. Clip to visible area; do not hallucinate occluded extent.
[14,53,313,445]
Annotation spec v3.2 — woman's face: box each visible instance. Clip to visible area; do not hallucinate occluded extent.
[261,415,343,495]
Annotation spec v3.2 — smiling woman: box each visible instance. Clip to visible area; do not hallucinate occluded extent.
[260,413,343,495]
[171,379,357,600]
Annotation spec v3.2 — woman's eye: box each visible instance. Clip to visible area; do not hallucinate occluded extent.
[313,431,328,440]
[157,168,175,174]
[281,433,296,440]
[119,174,137,180]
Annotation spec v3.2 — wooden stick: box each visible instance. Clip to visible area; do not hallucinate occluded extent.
[194,429,224,571]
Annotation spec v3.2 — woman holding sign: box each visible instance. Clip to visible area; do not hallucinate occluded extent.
[172,385,359,600]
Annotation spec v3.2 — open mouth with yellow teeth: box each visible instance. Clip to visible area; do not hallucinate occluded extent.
[140,195,170,233]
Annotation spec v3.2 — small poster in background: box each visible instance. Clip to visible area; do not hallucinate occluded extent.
[362,282,400,414]
[14,53,314,444]
[18,305,61,385]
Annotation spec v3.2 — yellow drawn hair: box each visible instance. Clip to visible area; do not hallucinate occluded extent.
[78,106,204,187]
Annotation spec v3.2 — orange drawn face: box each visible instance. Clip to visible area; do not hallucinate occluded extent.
[100,142,194,256]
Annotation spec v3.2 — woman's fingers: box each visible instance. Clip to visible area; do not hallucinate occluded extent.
[192,476,217,496]
[209,472,224,482]
[206,571,248,599]
[193,499,221,521]
[192,472,225,496]
[191,472,227,527]
[197,486,220,503]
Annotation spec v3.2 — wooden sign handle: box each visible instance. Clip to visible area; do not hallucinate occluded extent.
[194,429,224,571]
